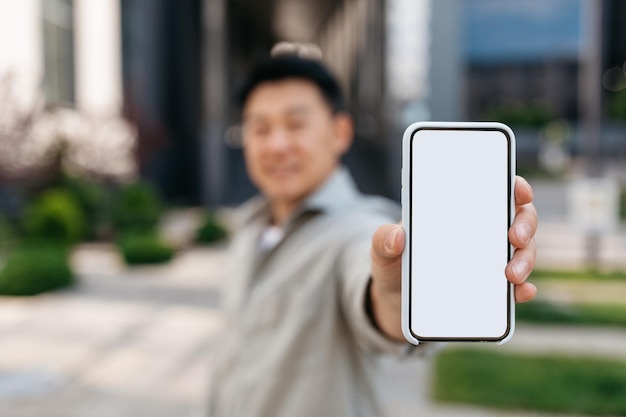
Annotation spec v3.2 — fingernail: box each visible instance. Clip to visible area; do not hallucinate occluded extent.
[512,260,529,282]
[385,227,399,252]
[516,223,532,245]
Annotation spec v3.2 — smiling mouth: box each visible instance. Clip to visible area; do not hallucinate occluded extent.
[266,166,298,178]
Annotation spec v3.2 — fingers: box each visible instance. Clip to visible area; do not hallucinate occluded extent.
[515,176,534,206]
[514,282,537,303]
[506,238,536,285]
[509,202,538,248]
[510,176,537,248]
[509,176,538,302]
[507,236,538,303]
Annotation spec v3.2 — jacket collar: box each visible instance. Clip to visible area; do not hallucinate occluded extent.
[238,166,360,227]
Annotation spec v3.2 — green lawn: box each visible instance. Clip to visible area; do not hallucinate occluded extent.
[517,301,626,327]
[434,349,626,416]
[520,268,626,327]
[530,269,626,281]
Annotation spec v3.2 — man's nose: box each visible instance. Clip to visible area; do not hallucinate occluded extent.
[265,128,291,151]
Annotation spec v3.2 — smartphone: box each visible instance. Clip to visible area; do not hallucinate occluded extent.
[401,122,516,344]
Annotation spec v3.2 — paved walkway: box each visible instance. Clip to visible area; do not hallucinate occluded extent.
[0,241,624,417]
[1,179,625,417]
[0,245,224,417]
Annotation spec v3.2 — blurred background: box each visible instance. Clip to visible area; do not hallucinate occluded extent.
[0,0,625,416]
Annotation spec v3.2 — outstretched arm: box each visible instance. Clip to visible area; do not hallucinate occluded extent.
[369,176,538,342]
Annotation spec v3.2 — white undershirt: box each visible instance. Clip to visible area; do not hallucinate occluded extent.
[258,225,285,253]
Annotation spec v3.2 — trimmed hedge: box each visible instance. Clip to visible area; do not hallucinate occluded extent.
[0,214,13,252]
[196,212,228,244]
[61,175,109,239]
[112,182,162,233]
[0,245,74,295]
[22,189,86,244]
[117,232,174,265]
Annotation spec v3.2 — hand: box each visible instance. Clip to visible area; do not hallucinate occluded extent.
[369,175,538,342]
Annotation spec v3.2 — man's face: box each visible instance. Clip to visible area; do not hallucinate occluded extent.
[242,79,352,207]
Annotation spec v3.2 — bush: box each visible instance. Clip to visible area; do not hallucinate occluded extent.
[117,232,174,265]
[60,175,110,239]
[196,212,228,244]
[21,189,86,244]
[0,245,74,295]
[487,104,552,128]
[0,213,13,252]
[112,181,162,233]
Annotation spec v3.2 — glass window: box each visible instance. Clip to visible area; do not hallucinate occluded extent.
[41,0,75,107]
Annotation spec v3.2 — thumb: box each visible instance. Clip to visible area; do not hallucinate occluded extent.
[370,224,405,292]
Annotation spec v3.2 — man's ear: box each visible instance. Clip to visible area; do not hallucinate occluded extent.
[333,113,354,155]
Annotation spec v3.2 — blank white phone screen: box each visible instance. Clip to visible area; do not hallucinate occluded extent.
[409,128,511,340]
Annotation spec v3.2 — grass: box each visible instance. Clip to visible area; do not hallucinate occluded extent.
[516,164,565,180]
[517,301,626,327]
[530,269,626,281]
[434,348,626,416]
[520,269,626,327]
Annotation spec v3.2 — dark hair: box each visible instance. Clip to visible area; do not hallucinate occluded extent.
[238,56,345,113]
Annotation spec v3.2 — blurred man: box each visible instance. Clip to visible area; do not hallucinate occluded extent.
[206,55,537,417]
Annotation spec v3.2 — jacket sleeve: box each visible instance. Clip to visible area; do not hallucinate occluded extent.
[336,212,438,358]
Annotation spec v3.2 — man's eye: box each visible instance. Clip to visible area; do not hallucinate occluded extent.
[246,124,269,136]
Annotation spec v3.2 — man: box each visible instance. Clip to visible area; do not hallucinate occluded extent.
[206,55,537,416]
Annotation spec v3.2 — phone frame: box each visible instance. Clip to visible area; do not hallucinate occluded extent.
[401,121,516,345]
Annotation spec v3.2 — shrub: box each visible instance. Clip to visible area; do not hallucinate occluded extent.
[0,245,74,295]
[112,181,162,233]
[0,213,13,252]
[487,104,552,128]
[117,232,174,265]
[21,189,86,244]
[60,175,110,239]
[196,212,228,244]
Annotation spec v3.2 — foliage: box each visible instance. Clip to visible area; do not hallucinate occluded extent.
[196,212,228,244]
[516,164,564,180]
[59,175,110,240]
[21,188,86,244]
[434,348,626,416]
[0,245,74,295]
[117,232,174,265]
[0,213,13,252]
[487,104,552,128]
[608,89,626,121]
[112,181,162,234]
[0,81,137,184]
[517,301,626,327]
